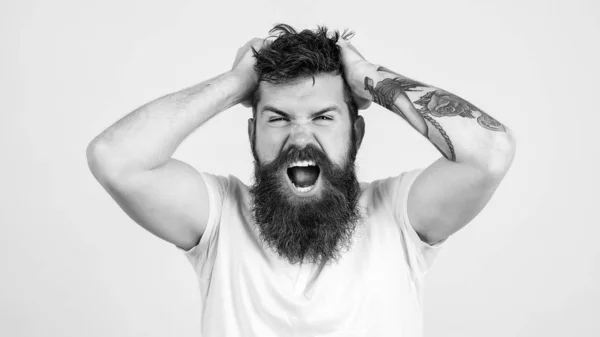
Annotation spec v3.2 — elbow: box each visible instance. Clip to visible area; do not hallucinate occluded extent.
[86,139,122,184]
[485,128,517,177]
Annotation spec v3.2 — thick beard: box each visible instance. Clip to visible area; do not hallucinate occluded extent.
[249,141,362,265]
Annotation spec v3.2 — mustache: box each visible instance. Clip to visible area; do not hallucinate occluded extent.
[259,144,342,174]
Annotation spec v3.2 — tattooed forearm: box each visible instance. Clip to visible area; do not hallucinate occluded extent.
[364,75,456,160]
[364,67,507,161]
[376,66,506,132]
[415,89,506,132]
[363,77,429,136]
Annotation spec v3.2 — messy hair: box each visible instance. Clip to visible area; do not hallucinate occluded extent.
[251,24,358,121]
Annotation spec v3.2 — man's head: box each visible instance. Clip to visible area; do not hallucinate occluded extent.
[248,24,365,265]
[250,24,359,122]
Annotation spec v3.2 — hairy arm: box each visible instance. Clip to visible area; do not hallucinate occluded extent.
[87,38,264,250]
[339,41,516,244]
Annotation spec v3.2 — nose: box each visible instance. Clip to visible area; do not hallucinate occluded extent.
[288,123,314,148]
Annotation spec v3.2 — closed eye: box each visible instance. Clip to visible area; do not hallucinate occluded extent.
[316,116,333,120]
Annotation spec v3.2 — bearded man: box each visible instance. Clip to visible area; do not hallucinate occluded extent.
[87,24,516,336]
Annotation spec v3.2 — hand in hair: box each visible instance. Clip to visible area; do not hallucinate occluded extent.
[337,38,374,110]
[231,37,271,107]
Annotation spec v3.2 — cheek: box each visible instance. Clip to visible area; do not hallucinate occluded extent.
[255,130,284,163]
[319,130,352,165]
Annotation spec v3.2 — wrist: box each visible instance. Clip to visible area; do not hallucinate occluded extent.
[347,61,378,101]
[227,69,259,105]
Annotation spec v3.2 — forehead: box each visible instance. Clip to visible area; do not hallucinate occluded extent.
[256,74,348,116]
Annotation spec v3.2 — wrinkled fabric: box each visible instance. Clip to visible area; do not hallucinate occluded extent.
[178,169,444,337]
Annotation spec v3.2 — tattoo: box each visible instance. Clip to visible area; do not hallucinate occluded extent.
[378,65,507,132]
[416,90,475,118]
[364,75,456,160]
[364,77,415,119]
[477,112,506,132]
[422,114,456,161]
[366,66,508,161]
[414,89,506,132]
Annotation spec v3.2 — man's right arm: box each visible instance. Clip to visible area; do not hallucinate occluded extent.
[86,39,263,250]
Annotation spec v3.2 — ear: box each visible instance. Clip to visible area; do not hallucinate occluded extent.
[248,118,255,145]
[353,115,365,150]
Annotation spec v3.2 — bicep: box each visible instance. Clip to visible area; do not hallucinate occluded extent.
[407,158,506,244]
[102,158,210,250]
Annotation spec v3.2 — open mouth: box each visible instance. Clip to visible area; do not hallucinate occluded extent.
[286,160,321,194]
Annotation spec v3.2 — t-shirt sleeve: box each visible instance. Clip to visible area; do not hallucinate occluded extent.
[176,172,229,268]
[389,168,445,276]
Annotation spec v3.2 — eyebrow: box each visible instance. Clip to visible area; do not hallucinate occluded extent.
[261,105,341,118]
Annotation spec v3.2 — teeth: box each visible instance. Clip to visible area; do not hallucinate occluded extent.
[289,160,316,168]
[293,184,315,193]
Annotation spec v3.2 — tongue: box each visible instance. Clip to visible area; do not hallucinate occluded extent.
[288,166,319,187]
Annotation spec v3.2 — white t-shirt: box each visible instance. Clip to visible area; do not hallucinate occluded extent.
[179,168,444,337]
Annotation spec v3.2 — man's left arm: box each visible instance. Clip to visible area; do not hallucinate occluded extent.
[339,40,517,245]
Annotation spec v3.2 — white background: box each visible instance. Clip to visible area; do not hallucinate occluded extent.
[2,0,599,336]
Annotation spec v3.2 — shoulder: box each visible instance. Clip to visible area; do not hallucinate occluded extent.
[200,173,255,216]
[360,169,423,208]
[200,172,248,202]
